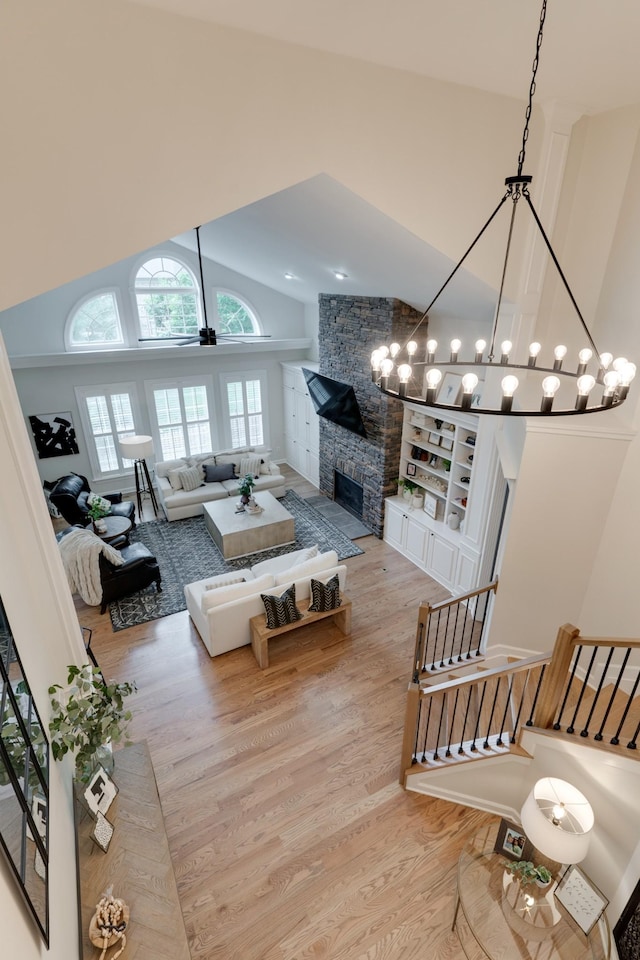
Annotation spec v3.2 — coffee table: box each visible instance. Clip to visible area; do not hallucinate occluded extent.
[203,491,295,559]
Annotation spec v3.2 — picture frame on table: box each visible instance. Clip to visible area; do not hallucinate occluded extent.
[406,462,417,477]
[554,864,609,936]
[83,765,119,818]
[494,817,533,862]
[423,494,439,519]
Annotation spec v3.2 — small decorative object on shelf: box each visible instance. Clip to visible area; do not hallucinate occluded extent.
[89,891,129,960]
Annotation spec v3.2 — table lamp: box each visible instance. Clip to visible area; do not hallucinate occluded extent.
[119,435,159,519]
[520,777,594,864]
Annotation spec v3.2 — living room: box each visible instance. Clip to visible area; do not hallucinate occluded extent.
[3,2,640,959]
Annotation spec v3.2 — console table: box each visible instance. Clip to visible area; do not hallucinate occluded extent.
[453,823,610,960]
[74,741,190,960]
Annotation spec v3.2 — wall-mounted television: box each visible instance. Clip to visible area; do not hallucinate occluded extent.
[302,369,367,438]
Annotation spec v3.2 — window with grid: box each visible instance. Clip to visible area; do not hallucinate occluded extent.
[135,257,200,340]
[66,290,124,349]
[215,291,260,336]
[221,373,266,449]
[75,384,139,477]
[147,377,213,461]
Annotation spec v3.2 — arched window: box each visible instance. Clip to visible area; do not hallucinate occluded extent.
[66,291,124,350]
[215,291,261,336]
[135,257,200,340]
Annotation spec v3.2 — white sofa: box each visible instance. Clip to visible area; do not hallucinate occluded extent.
[155,446,286,521]
[184,546,347,658]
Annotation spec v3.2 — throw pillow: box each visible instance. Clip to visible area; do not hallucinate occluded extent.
[178,465,203,493]
[259,451,273,475]
[204,575,246,590]
[238,455,262,478]
[201,574,275,612]
[308,574,341,612]
[260,584,303,630]
[87,492,112,514]
[167,467,185,491]
[204,462,236,483]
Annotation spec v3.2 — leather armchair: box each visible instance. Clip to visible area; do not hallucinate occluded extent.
[98,542,161,614]
[56,526,161,613]
[49,473,136,528]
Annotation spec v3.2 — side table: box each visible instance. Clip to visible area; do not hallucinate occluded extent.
[90,515,132,545]
[452,823,610,960]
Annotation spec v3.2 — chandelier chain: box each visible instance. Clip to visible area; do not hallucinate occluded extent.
[517,0,547,176]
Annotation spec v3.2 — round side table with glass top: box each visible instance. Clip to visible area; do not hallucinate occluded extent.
[452,823,610,960]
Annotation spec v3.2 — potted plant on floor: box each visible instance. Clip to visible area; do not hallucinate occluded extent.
[48,663,137,783]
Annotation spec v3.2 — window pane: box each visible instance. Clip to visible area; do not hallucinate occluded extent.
[159,426,186,461]
[86,396,111,435]
[111,394,134,432]
[183,385,208,423]
[137,292,198,338]
[187,422,211,455]
[70,293,123,346]
[154,389,182,427]
[136,257,196,288]
[226,382,244,416]
[217,293,258,335]
[247,414,264,447]
[230,418,246,448]
[95,435,119,472]
[246,380,262,415]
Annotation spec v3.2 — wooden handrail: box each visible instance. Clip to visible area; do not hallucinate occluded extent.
[419,651,551,695]
[424,579,499,615]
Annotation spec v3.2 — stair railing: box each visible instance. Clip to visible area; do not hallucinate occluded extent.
[412,579,499,682]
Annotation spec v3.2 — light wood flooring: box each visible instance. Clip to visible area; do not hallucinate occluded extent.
[72,466,495,960]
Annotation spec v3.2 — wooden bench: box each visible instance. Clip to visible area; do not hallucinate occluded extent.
[249,594,352,668]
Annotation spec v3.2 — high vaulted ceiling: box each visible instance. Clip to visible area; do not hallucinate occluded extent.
[126,0,640,114]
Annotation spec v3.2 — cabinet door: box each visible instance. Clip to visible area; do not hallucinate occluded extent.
[454,546,480,595]
[405,517,429,566]
[384,502,406,550]
[428,532,456,589]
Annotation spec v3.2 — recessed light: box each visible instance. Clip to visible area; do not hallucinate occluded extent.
[284,272,296,280]
[333,270,348,280]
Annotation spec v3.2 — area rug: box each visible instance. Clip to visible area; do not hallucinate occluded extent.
[109,489,365,632]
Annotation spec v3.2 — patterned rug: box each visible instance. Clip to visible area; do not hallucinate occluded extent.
[109,490,365,632]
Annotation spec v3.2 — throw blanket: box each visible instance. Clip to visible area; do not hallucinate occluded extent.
[58,528,124,606]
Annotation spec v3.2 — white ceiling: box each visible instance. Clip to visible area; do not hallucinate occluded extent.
[141,0,640,322]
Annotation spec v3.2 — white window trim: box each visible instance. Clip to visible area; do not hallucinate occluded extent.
[144,374,218,461]
[213,288,262,337]
[65,288,126,352]
[75,381,142,480]
[219,369,269,450]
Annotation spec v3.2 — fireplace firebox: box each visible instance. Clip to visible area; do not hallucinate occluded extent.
[334,471,364,520]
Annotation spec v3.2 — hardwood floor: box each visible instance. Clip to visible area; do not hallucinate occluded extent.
[72,467,495,959]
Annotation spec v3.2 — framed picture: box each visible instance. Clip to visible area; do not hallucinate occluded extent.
[494,818,533,862]
[614,877,640,960]
[438,373,463,405]
[428,432,441,446]
[555,864,609,936]
[91,811,115,854]
[28,411,79,459]
[83,765,118,818]
[406,462,417,477]
[470,381,484,409]
[423,494,438,519]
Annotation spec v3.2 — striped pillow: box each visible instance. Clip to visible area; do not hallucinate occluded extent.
[308,574,341,612]
[260,584,302,630]
[178,465,203,492]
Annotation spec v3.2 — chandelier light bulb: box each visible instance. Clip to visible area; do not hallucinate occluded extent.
[541,375,561,412]
[377,345,390,359]
[406,340,418,357]
[602,370,621,406]
[474,339,487,362]
[553,344,567,371]
[370,349,383,380]
[389,342,401,358]
[500,374,518,412]
[500,340,513,362]
[575,374,596,409]
[397,363,412,383]
[461,372,479,409]
[612,356,628,372]
[450,338,461,362]
[578,348,593,364]
[599,352,613,370]
[426,338,438,354]
[380,358,394,377]
[528,342,542,367]
[425,367,442,402]
[619,362,636,386]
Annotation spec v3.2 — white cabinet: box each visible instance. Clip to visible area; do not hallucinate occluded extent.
[384,403,499,594]
[281,362,320,486]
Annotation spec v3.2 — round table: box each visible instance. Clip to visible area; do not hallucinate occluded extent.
[90,515,132,544]
[452,823,610,960]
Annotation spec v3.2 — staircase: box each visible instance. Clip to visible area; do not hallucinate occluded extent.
[400,588,640,785]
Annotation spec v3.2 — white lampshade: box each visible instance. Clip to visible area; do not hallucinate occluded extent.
[520,777,594,864]
[120,435,154,460]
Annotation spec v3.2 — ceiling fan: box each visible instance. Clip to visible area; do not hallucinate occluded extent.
[138,225,271,347]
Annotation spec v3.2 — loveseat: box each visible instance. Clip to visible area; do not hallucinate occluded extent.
[184,546,347,657]
[155,446,286,521]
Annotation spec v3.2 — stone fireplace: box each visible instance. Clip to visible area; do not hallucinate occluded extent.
[334,470,364,519]
[317,295,423,537]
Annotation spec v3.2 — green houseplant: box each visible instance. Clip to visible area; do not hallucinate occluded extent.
[237,473,256,504]
[48,664,136,783]
[502,859,553,887]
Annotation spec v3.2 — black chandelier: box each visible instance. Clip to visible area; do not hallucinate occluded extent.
[371,0,635,416]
